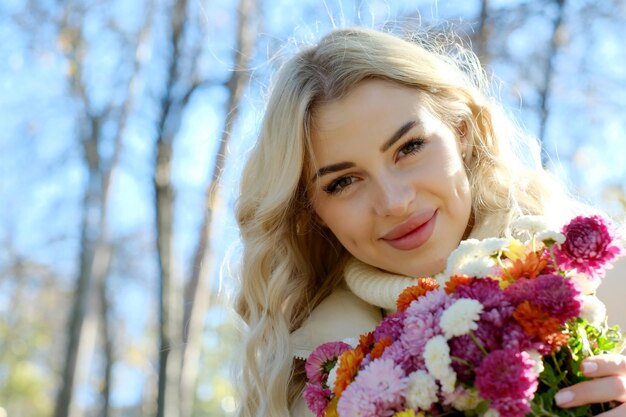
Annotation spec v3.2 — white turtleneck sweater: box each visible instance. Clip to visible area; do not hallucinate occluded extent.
[290,257,419,416]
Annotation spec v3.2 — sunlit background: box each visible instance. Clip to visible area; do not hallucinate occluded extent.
[1,0,626,416]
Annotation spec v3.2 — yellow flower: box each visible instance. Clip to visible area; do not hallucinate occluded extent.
[325,397,339,417]
[503,238,526,261]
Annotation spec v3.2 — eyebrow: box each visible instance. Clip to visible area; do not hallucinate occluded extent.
[380,120,418,152]
[313,120,419,180]
[314,161,356,179]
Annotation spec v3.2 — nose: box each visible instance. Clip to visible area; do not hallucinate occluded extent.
[372,176,415,217]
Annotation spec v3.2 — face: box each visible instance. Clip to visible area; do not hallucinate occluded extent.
[309,79,472,278]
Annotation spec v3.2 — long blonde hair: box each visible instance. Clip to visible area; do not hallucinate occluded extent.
[234,27,572,417]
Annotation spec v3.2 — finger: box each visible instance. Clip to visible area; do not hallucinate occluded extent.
[555,376,626,408]
[593,401,626,417]
[581,355,626,378]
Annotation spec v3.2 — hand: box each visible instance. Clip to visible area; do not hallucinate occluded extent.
[555,354,626,416]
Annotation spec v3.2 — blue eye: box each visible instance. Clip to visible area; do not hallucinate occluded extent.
[323,176,357,195]
[397,138,425,159]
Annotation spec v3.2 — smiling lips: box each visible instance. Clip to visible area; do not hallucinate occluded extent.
[381,209,438,251]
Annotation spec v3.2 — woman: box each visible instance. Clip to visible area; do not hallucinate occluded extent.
[234,27,626,417]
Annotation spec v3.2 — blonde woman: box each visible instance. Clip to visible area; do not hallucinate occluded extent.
[234,27,626,417]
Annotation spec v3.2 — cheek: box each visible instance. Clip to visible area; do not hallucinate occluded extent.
[314,201,368,249]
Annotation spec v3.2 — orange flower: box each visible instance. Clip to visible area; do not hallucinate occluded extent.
[325,397,339,417]
[505,251,549,282]
[444,274,473,294]
[396,278,439,312]
[513,301,567,349]
[333,348,364,398]
[370,337,393,360]
[357,332,375,354]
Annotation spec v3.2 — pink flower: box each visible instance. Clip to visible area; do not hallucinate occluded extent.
[303,383,331,417]
[305,341,352,385]
[475,349,538,415]
[491,398,531,417]
[554,215,623,278]
[337,358,408,417]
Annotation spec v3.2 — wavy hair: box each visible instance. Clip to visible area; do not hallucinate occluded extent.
[234,27,575,417]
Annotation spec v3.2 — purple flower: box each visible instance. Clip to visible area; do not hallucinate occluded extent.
[475,349,538,413]
[305,341,352,384]
[337,358,408,417]
[453,278,506,309]
[373,311,405,343]
[554,215,623,278]
[505,274,582,323]
[303,383,331,417]
[532,274,582,321]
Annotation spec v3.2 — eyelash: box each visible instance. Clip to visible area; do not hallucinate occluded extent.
[396,137,425,160]
[323,137,426,196]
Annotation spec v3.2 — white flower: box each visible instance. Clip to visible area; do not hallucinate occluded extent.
[450,387,482,411]
[456,257,497,277]
[477,238,510,256]
[483,408,500,417]
[526,349,544,376]
[424,335,456,393]
[580,295,607,326]
[567,273,601,295]
[446,239,482,273]
[511,215,551,235]
[434,271,450,286]
[406,370,439,410]
[536,230,566,245]
[342,337,358,348]
[440,299,484,339]
[327,363,338,389]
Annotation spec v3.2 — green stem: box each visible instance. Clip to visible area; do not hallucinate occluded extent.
[468,331,488,356]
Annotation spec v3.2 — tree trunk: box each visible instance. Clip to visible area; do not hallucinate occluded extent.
[154,0,189,415]
[179,1,257,415]
[476,0,490,65]
[538,0,566,167]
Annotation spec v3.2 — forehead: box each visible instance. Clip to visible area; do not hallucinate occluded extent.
[309,80,438,161]
[312,79,424,135]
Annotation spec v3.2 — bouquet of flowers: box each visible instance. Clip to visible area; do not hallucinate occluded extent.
[303,215,625,417]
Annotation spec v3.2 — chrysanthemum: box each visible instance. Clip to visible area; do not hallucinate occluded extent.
[532,274,582,321]
[536,230,566,245]
[303,383,331,417]
[444,274,473,294]
[396,278,440,312]
[505,251,549,281]
[334,348,364,397]
[424,335,456,393]
[373,311,405,342]
[370,337,393,360]
[475,349,537,415]
[511,215,551,235]
[336,358,408,417]
[453,278,506,310]
[440,298,483,339]
[305,341,353,385]
[554,214,624,278]
[446,387,483,411]
[405,370,439,410]
[401,290,451,361]
[455,257,499,278]
[580,295,607,326]
[446,239,482,273]
[512,301,566,349]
